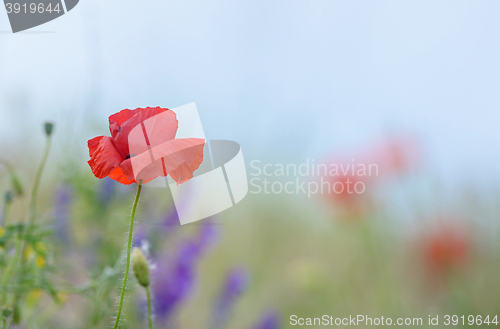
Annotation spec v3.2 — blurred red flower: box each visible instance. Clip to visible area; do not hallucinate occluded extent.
[87,107,204,185]
[320,134,422,217]
[324,173,371,218]
[322,133,422,217]
[422,223,471,275]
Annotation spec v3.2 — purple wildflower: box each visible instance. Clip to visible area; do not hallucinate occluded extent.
[220,267,250,305]
[54,185,73,245]
[151,224,219,322]
[252,310,282,329]
[212,266,250,328]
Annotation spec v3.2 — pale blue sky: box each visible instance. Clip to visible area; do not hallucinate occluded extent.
[1,0,499,186]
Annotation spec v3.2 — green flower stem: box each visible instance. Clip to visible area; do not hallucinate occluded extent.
[9,135,52,327]
[27,136,52,227]
[1,136,52,328]
[146,286,153,329]
[19,135,52,266]
[113,181,142,329]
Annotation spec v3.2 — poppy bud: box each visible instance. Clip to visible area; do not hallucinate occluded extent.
[131,247,150,287]
[44,122,54,137]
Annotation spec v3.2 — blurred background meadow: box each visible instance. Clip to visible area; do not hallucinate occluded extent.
[1,0,500,328]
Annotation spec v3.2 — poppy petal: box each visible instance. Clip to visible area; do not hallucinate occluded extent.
[120,138,205,184]
[109,108,138,127]
[142,110,178,148]
[125,109,179,165]
[168,142,205,184]
[110,107,177,160]
[87,136,124,179]
[120,157,166,184]
[88,135,103,156]
[108,166,136,185]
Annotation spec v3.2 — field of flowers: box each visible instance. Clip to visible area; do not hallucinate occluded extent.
[1,119,500,329]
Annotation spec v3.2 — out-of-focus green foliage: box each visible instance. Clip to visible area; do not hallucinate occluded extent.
[0,124,500,329]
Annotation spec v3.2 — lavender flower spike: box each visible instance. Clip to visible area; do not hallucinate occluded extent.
[212,266,250,328]
[252,310,282,329]
[151,223,220,323]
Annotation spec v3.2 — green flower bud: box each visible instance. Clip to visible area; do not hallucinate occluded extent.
[131,247,150,287]
[1,163,24,197]
[9,171,23,197]
[2,307,12,319]
[44,122,54,137]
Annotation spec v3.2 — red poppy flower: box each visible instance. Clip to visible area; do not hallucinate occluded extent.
[423,223,471,274]
[88,107,205,185]
[323,172,372,219]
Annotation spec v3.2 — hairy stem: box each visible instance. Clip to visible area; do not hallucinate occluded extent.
[113,182,142,329]
[146,286,154,329]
